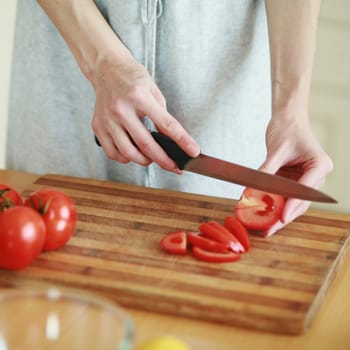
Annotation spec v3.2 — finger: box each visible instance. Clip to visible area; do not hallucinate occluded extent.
[94,111,151,165]
[118,90,197,171]
[265,198,311,237]
[109,104,181,173]
[264,220,285,237]
[266,171,324,237]
[269,179,315,236]
[95,130,130,164]
[151,85,167,109]
[106,99,155,166]
[281,197,311,223]
[128,126,181,172]
[108,96,180,171]
[127,88,200,158]
[280,165,325,223]
[259,155,282,174]
[110,125,153,166]
[92,106,131,163]
[297,168,326,190]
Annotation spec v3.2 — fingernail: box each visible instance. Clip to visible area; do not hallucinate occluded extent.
[283,213,292,224]
[173,168,183,175]
[264,229,275,238]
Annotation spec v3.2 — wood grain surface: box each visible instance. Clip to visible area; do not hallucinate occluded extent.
[0,174,349,335]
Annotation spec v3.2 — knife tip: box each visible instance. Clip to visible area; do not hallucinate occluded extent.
[319,195,337,204]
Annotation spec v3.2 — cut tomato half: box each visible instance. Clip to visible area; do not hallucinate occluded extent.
[224,216,250,251]
[187,232,229,253]
[160,231,187,254]
[235,188,285,231]
[192,246,240,263]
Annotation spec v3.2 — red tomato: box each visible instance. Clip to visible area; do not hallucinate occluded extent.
[192,246,240,263]
[187,232,229,253]
[0,184,23,207]
[0,206,46,270]
[235,188,285,231]
[199,221,245,253]
[161,231,187,254]
[224,216,250,251]
[25,189,77,251]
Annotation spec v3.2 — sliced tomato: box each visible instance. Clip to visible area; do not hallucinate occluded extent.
[235,188,285,231]
[187,232,229,253]
[199,221,245,253]
[161,231,187,255]
[224,216,250,251]
[192,246,240,263]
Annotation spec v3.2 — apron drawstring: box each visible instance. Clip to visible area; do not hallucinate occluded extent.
[141,0,163,187]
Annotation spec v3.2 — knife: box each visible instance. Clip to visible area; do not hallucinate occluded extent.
[94,132,336,203]
[151,132,337,203]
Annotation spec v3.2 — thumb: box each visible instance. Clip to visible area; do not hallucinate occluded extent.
[258,154,283,175]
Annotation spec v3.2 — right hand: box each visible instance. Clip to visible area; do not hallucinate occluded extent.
[91,57,200,172]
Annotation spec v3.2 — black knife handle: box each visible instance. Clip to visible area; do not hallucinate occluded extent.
[94,132,193,170]
[151,132,194,170]
[94,135,102,147]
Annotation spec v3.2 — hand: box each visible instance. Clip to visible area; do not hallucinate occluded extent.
[258,114,333,237]
[91,57,200,172]
[36,0,199,172]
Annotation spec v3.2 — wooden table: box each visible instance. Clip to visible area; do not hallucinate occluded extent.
[1,169,350,350]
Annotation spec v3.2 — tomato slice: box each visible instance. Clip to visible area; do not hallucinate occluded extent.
[187,232,229,253]
[161,231,187,255]
[224,216,250,251]
[199,221,245,253]
[235,188,285,231]
[192,246,240,263]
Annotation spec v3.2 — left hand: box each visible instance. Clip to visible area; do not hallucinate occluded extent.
[258,114,333,237]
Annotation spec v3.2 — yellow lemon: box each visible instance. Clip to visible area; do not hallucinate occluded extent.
[135,335,191,350]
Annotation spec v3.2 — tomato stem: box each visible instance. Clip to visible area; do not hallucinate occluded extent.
[27,195,50,215]
[0,189,13,211]
[0,188,10,197]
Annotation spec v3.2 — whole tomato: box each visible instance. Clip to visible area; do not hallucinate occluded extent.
[0,206,46,270]
[25,189,77,251]
[0,184,23,207]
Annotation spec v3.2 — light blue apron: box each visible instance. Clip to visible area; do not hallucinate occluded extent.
[8,0,271,199]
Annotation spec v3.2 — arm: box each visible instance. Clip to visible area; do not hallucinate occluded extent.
[37,0,132,83]
[37,0,199,171]
[262,0,333,235]
[266,0,320,118]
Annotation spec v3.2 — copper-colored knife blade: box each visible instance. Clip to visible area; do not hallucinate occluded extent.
[185,154,336,203]
[151,132,337,203]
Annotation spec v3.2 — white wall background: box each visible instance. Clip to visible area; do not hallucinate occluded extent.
[0,1,349,213]
[309,0,350,213]
[0,1,17,168]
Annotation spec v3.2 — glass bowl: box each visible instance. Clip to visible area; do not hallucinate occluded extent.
[0,286,134,350]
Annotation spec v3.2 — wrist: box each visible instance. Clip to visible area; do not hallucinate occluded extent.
[69,10,134,85]
[83,43,134,87]
[271,77,311,121]
[38,0,134,85]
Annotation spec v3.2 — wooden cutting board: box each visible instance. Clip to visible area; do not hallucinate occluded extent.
[0,174,349,335]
